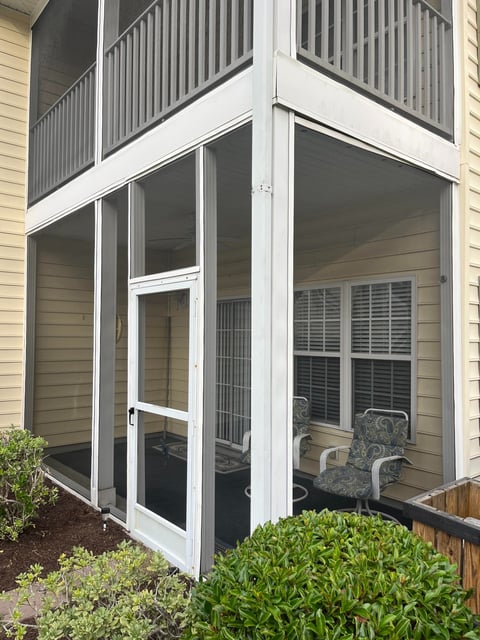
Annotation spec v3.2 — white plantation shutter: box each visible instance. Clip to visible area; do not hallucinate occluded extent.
[351,281,412,355]
[351,280,412,432]
[294,287,341,424]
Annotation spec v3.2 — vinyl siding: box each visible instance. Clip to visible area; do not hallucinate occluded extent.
[33,237,94,447]
[462,1,480,477]
[0,7,28,430]
[218,200,442,501]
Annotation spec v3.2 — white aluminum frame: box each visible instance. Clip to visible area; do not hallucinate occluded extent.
[127,272,201,575]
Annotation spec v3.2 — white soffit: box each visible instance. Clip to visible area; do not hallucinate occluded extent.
[0,0,46,22]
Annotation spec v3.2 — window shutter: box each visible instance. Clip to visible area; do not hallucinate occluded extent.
[351,281,412,355]
[294,287,341,352]
[296,356,340,424]
[352,359,411,434]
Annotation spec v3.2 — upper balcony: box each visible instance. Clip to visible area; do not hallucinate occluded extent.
[28,0,453,205]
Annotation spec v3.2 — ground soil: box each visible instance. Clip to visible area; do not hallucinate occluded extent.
[0,481,131,594]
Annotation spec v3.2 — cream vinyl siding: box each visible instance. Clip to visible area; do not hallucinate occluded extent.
[218,201,442,500]
[33,237,94,447]
[461,1,480,477]
[294,205,441,501]
[0,7,28,430]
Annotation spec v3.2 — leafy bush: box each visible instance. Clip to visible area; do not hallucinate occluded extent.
[2,540,193,640]
[0,428,57,541]
[185,510,480,640]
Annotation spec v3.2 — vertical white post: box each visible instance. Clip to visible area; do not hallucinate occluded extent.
[22,237,37,430]
[92,199,118,507]
[250,0,294,529]
[199,146,217,573]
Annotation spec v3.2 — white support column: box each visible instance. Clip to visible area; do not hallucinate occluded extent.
[92,199,118,507]
[22,237,37,430]
[199,146,217,573]
[440,184,458,482]
[250,0,294,529]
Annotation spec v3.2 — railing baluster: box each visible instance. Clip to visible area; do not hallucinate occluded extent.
[126,32,133,138]
[321,0,329,61]
[179,0,187,99]
[415,2,422,113]
[345,0,353,75]
[170,0,178,104]
[357,0,365,82]
[334,0,342,68]
[208,0,216,79]
[188,0,197,91]
[439,21,446,127]
[132,26,139,130]
[406,0,413,109]
[308,0,316,57]
[367,0,375,88]
[198,0,206,84]
[431,15,439,123]
[378,0,385,93]
[139,18,146,125]
[398,0,405,103]
[388,0,395,98]
[219,0,227,71]
[154,4,162,115]
[244,0,252,54]
[119,39,126,140]
[231,0,239,63]
[113,44,120,144]
[162,1,170,111]
[424,8,431,119]
[146,10,154,120]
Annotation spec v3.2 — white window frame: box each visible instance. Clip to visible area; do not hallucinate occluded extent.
[294,276,416,441]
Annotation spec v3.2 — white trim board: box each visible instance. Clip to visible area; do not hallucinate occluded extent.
[275,52,460,182]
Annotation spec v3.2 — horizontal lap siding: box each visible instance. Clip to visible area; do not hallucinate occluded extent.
[217,200,442,499]
[0,8,28,430]
[295,204,442,500]
[33,238,94,447]
[463,2,480,477]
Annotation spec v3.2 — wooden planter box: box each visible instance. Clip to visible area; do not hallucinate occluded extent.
[404,478,480,613]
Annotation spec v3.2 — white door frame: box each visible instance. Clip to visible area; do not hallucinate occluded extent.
[127,269,201,575]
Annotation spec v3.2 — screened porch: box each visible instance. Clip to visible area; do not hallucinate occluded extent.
[28,0,453,204]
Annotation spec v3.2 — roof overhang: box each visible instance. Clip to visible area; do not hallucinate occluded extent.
[0,0,46,21]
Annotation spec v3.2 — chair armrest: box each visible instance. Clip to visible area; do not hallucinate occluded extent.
[293,433,311,469]
[319,446,350,473]
[242,430,251,454]
[371,456,413,500]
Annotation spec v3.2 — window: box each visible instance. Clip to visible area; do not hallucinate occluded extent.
[216,299,251,446]
[293,279,414,432]
[294,287,341,425]
[216,278,414,441]
[350,281,412,422]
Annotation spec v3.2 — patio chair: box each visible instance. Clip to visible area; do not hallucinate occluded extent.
[242,396,312,502]
[313,408,411,521]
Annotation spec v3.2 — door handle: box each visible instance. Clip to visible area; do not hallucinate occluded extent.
[128,407,135,426]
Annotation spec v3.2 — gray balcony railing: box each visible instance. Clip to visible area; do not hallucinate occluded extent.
[297,0,453,136]
[104,0,254,154]
[29,64,96,203]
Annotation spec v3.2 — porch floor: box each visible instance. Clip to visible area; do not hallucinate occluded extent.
[45,436,411,550]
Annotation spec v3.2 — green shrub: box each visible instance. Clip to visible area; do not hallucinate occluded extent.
[2,540,193,640]
[185,510,480,640]
[0,428,57,541]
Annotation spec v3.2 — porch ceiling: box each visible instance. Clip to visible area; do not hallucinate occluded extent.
[1,0,40,15]
[35,126,445,244]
